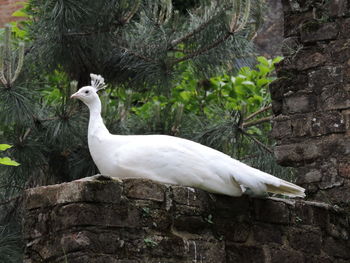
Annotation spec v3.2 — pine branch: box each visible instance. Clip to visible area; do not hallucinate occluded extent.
[168,48,188,53]
[121,47,157,63]
[244,105,272,121]
[0,26,25,88]
[169,0,253,64]
[170,15,217,48]
[242,116,272,128]
[171,31,233,65]
[121,0,141,24]
[241,129,273,153]
[0,44,7,85]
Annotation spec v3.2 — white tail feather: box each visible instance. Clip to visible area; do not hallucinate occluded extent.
[266,179,305,198]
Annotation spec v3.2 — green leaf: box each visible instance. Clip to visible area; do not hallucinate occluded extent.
[272,56,283,64]
[179,91,192,101]
[257,56,269,66]
[242,81,255,87]
[0,157,20,166]
[0,144,12,151]
[257,78,270,88]
[256,64,270,76]
[12,10,28,17]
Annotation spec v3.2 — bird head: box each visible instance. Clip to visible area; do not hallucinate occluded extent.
[70,74,106,105]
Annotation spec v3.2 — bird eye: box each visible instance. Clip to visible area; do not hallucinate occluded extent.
[85,90,89,94]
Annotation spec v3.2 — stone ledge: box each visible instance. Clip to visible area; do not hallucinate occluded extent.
[23,177,350,263]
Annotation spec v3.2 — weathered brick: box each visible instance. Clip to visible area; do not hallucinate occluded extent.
[320,84,350,110]
[308,67,343,91]
[328,0,347,17]
[330,39,350,64]
[25,180,122,209]
[339,17,350,39]
[339,162,350,178]
[324,237,350,259]
[272,111,345,140]
[254,199,290,224]
[252,223,283,244]
[291,116,311,137]
[297,169,322,184]
[284,11,313,37]
[173,215,207,234]
[272,99,283,115]
[309,112,346,136]
[226,243,266,263]
[305,256,333,263]
[274,141,322,165]
[123,178,166,202]
[215,220,251,242]
[282,48,327,71]
[317,184,350,204]
[301,21,339,43]
[288,227,322,254]
[271,119,292,140]
[172,185,209,208]
[270,248,305,263]
[284,93,316,114]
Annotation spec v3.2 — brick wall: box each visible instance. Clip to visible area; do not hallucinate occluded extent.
[23,177,350,263]
[0,0,26,27]
[271,0,350,206]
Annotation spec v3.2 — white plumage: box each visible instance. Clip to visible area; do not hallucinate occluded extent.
[70,74,305,198]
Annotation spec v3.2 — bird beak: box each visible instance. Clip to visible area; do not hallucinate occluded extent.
[70,92,79,99]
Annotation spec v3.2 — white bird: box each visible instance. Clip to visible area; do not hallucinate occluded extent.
[70,74,305,198]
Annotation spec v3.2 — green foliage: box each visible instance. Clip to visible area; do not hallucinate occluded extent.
[174,56,282,115]
[9,1,31,40]
[0,145,20,166]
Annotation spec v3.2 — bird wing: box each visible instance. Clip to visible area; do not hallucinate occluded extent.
[108,135,244,196]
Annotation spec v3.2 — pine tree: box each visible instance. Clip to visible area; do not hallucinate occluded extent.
[28,0,263,88]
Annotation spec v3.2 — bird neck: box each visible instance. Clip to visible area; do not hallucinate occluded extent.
[87,99,110,136]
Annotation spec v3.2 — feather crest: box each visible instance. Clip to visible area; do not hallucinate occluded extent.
[90,73,106,91]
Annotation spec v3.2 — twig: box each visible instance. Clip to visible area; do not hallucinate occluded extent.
[241,130,273,153]
[171,31,233,65]
[170,17,216,47]
[242,116,272,128]
[120,47,156,63]
[169,2,238,48]
[244,105,272,121]
[121,0,141,24]
[168,48,191,53]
